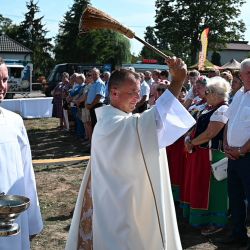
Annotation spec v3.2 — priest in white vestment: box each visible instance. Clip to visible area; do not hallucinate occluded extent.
[66,57,196,250]
[0,59,43,250]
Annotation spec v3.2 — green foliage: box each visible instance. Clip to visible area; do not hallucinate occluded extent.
[131,53,142,64]
[54,0,131,66]
[4,24,21,40]
[153,0,246,65]
[140,26,173,64]
[0,15,22,46]
[0,14,12,33]
[140,26,158,60]
[19,0,54,77]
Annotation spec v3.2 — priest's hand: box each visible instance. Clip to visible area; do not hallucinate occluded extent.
[165,56,187,97]
[165,56,187,85]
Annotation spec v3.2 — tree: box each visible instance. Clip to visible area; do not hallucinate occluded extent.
[9,0,54,77]
[0,15,22,42]
[54,0,131,66]
[0,14,12,33]
[140,26,159,60]
[4,24,22,41]
[140,26,173,64]
[76,29,131,66]
[154,0,246,65]
[0,15,25,48]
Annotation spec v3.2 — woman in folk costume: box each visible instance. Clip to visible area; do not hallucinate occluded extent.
[183,77,231,236]
[65,57,196,250]
[180,76,209,206]
[167,76,208,202]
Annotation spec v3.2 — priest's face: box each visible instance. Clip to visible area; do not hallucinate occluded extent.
[112,78,141,113]
[0,63,8,102]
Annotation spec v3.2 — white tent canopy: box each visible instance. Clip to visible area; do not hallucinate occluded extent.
[221,59,241,70]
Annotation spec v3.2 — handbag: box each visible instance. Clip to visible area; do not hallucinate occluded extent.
[211,157,228,181]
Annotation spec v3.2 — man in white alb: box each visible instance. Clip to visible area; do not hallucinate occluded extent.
[66,56,196,250]
[0,58,43,250]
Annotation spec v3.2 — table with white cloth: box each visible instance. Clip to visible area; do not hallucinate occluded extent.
[1,97,53,118]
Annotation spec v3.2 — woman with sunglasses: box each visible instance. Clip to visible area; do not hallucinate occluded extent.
[183,77,231,236]
[188,76,209,119]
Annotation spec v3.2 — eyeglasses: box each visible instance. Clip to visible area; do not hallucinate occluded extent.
[86,74,92,77]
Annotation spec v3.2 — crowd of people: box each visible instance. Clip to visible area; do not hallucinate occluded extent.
[166,64,250,248]
[1,54,250,249]
[51,68,108,151]
[51,67,173,151]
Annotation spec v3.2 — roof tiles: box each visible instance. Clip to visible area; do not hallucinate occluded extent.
[225,42,250,51]
[0,34,32,53]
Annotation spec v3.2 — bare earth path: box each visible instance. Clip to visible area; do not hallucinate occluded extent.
[25,118,249,250]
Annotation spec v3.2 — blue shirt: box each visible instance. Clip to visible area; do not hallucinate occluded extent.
[69,83,84,97]
[86,78,106,104]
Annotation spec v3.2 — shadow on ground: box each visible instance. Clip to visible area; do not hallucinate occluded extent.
[25,118,89,159]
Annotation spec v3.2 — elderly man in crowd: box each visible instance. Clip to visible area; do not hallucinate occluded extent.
[133,72,150,113]
[183,69,200,109]
[223,58,250,249]
[144,70,153,86]
[85,68,106,129]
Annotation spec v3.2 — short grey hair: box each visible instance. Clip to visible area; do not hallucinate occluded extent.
[70,73,78,79]
[77,73,85,83]
[127,66,135,72]
[144,71,152,76]
[206,76,231,101]
[240,58,250,72]
[92,67,100,75]
[103,71,111,77]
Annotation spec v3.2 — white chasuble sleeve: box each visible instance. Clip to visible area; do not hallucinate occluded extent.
[155,90,196,148]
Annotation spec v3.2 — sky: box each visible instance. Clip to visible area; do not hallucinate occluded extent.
[1,0,250,55]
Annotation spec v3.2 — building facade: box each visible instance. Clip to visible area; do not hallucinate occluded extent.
[208,41,250,65]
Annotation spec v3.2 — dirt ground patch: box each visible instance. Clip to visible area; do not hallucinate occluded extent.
[24,118,249,250]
